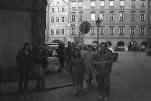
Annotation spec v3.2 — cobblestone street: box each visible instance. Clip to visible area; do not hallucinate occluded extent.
[1,52,151,101]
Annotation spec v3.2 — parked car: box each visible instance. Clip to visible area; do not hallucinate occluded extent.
[115,46,126,51]
[46,43,60,72]
[46,57,60,72]
[139,41,148,51]
[114,41,126,51]
[128,41,139,51]
[146,48,151,56]
[47,43,59,57]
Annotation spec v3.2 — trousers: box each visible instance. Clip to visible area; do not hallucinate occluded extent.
[96,74,111,97]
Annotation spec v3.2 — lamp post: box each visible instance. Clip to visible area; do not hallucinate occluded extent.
[96,17,102,53]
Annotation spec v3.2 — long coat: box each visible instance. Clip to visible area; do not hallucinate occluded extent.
[70,56,85,85]
[81,50,96,78]
[16,49,33,72]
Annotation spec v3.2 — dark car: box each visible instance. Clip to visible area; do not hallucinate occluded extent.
[114,41,126,51]
[128,41,139,51]
[146,48,151,56]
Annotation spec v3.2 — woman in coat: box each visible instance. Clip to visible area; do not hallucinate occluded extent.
[70,47,85,96]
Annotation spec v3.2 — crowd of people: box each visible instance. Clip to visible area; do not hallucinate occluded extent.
[16,43,49,91]
[63,41,115,101]
[16,41,117,101]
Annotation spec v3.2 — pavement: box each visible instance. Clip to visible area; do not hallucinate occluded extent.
[1,52,151,101]
[0,71,72,94]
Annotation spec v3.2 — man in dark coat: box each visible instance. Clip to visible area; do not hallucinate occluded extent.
[64,42,74,73]
[56,43,65,72]
[32,45,48,89]
[16,42,33,92]
[93,43,113,101]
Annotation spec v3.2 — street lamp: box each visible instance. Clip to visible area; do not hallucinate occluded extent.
[95,17,102,53]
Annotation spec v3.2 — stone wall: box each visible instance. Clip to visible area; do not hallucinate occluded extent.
[0,10,32,68]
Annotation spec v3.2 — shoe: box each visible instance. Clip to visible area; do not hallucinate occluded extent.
[104,96,109,101]
[18,89,24,93]
[97,96,103,101]
[74,91,79,96]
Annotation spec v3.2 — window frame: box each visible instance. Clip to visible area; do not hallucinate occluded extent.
[120,0,125,8]
[62,29,65,35]
[100,0,105,7]
[56,17,59,22]
[110,26,114,35]
[52,8,55,13]
[71,15,76,22]
[130,26,135,34]
[62,17,65,22]
[51,29,54,35]
[62,8,65,12]
[56,29,60,35]
[109,0,114,7]
[140,14,145,22]
[131,0,136,8]
[119,26,124,35]
[91,1,96,7]
[91,13,96,21]
[119,12,124,22]
[139,25,145,34]
[51,16,54,23]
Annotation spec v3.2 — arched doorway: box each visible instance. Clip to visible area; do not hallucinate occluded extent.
[140,41,148,51]
[128,40,139,51]
[115,41,125,51]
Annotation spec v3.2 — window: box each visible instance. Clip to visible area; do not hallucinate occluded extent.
[91,2,95,7]
[100,26,104,35]
[62,29,65,35]
[140,14,145,21]
[99,13,104,20]
[110,26,114,35]
[62,17,65,22]
[62,8,65,12]
[71,2,76,8]
[131,13,135,21]
[120,0,125,7]
[79,15,82,21]
[139,25,145,34]
[109,0,114,7]
[56,17,59,22]
[72,7,76,10]
[57,7,60,12]
[131,0,136,8]
[51,17,54,23]
[90,26,95,35]
[52,8,55,12]
[110,14,114,21]
[56,29,60,35]
[79,2,83,7]
[130,26,135,34]
[72,15,76,22]
[71,24,75,35]
[119,26,124,35]
[141,0,145,7]
[91,13,96,21]
[119,12,124,21]
[100,0,105,7]
[51,29,54,35]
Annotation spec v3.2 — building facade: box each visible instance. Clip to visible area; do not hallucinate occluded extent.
[45,0,151,46]
[45,0,70,44]
[69,0,151,46]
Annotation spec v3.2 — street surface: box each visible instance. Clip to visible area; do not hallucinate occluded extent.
[1,52,151,101]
